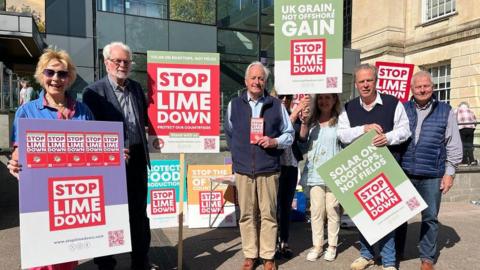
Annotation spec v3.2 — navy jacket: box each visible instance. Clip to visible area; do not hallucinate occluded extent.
[225,91,284,176]
[400,98,450,178]
[83,76,150,167]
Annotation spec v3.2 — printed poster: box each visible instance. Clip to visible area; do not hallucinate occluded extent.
[317,131,427,245]
[147,51,220,153]
[375,61,415,103]
[18,119,130,268]
[187,165,236,228]
[274,0,343,94]
[147,160,187,228]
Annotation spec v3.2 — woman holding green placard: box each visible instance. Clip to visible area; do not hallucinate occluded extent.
[299,93,342,262]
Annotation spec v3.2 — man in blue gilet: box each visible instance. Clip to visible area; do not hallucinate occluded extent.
[397,70,462,270]
[224,61,294,270]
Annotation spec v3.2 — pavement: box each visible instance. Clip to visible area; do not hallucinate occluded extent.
[2,154,480,270]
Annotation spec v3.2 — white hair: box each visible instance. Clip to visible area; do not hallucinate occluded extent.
[244,61,270,81]
[103,41,132,61]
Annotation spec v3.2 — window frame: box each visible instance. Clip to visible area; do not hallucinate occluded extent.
[427,63,451,104]
[422,0,456,23]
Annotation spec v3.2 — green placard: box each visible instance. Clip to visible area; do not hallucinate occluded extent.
[317,131,427,245]
[274,0,343,94]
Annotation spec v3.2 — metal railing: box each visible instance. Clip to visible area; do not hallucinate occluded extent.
[0,62,20,112]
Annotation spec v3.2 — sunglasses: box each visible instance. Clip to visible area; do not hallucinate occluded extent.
[43,69,69,79]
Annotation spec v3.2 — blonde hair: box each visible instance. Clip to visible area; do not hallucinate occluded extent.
[34,48,77,89]
[309,93,342,127]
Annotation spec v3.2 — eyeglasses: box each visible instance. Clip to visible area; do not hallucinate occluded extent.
[43,69,69,79]
[108,58,132,66]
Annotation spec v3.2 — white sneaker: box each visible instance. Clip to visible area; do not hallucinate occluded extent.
[382,267,397,270]
[350,257,374,270]
[306,248,322,261]
[324,247,337,261]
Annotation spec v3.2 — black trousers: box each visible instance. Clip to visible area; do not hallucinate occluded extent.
[277,165,298,243]
[94,144,151,269]
[460,128,475,164]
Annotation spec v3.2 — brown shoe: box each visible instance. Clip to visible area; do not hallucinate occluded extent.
[263,259,277,270]
[421,261,434,270]
[242,258,255,270]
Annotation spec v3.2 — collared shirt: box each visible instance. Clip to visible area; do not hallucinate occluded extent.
[413,100,463,176]
[225,92,294,149]
[107,75,141,146]
[12,90,94,144]
[337,93,411,145]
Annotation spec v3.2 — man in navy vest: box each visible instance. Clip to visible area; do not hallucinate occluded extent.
[338,64,411,270]
[398,71,462,270]
[224,61,294,270]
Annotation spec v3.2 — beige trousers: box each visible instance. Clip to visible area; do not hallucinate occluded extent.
[309,185,341,251]
[235,172,280,259]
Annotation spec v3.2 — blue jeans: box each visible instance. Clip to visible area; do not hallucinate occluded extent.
[359,231,396,267]
[411,177,442,263]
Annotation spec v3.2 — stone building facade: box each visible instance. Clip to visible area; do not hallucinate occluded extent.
[351,0,480,117]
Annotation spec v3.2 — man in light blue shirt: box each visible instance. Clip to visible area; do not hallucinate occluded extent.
[224,61,293,270]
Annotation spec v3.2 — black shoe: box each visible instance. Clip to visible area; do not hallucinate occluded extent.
[276,242,293,259]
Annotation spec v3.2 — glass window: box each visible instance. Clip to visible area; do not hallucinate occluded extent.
[169,0,215,25]
[217,0,259,31]
[1,0,5,11]
[6,0,45,32]
[97,0,124,13]
[428,64,451,103]
[126,0,167,19]
[260,0,274,34]
[218,29,259,57]
[424,0,456,22]
[261,34,274,59]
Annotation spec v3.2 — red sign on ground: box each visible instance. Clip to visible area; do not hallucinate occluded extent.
[199,191,224,215]
[150,189,176,215]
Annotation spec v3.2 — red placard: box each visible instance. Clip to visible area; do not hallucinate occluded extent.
[150,189,176,215]
[102,133,121,166]
[26,131,48,168]
[47,132,67,167]
[147,64,220,137]
[48,176,106,231]
[290,38,326,75]
[66,133,86,167]
[375,61,415,103]
[199,191,224,215]
[85,133,104,166]
[354,173,402,221]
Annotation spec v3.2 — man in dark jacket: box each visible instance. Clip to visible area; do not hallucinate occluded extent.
[398,70,462,270]
[83,41,158,270]
[224,61,294,270]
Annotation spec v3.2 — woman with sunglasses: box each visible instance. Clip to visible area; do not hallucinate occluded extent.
[299,93,342,263]
[7,48,93,270]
